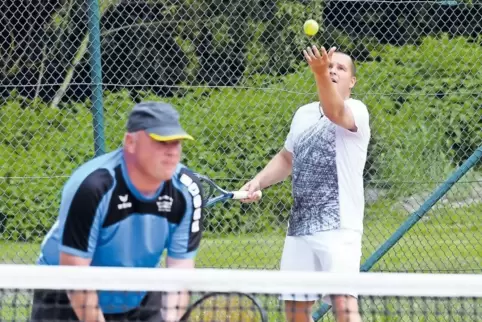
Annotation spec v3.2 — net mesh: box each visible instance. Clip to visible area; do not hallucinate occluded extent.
[0,265,481,322]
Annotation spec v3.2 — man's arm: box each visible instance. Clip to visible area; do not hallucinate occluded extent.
[314,72,357,131]
[239,146,293,202]
[163,257,195,321]
[253,148,293,190]
[241,100,299,200]
[60,253,105,322]
[303,45,357,131]
[164,169,205,320]
[57,169,113,322]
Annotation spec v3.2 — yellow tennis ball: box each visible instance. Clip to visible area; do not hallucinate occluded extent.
[303,19,319,36]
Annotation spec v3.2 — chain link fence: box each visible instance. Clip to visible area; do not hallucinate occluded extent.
[0,0,481,280]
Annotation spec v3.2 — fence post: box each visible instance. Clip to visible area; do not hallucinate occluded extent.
[88,0,105,156]
[313,146,482,321]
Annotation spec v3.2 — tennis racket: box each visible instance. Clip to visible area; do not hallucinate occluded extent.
[179,291,268,322]
[193,173,262,208]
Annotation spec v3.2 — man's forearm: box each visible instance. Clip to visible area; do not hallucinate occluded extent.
[68,291,105,322]
[163,291,189,322]
[314,72,345,118]
[254,149,292,189]
[164,257,194,321]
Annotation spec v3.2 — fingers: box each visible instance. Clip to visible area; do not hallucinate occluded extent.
[247,181,260,199]
[239,181,253,193]
[248,185,256,197]
[249,190,262,202]
[239,182,250,192]
[312,45,322,59]
[303,46,314,62]
[320,46,336,60]
[303,47,319,65]
[240,195,260,203]
[239,180,262,203]
[327,46,336,59]
[250,190,261,198]
[303,45,321,58]
[245,192,261,202]
[320,46,327,58]
[303,49,311,62]
[303,45,336,63]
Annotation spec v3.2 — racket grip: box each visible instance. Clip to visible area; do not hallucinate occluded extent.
[232,190,262,200]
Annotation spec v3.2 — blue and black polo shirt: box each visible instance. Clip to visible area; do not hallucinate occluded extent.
[37,148,204,314]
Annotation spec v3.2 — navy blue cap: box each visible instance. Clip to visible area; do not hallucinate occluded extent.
[126,101,193,141]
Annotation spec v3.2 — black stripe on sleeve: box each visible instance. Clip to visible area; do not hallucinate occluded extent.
[62,169,114,252]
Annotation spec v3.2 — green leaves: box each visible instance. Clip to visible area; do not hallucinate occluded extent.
[2,31,481,241]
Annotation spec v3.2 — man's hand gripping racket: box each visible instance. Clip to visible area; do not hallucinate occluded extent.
[194,173,262,208]
[238,178,263,203]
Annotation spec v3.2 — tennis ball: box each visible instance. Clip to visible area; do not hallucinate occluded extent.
[303,19,319,36]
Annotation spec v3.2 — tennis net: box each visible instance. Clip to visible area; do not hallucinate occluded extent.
[0,264,481,321]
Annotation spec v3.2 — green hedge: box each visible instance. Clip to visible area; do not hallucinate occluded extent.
[357,35,482,192]
[1,35,481,242]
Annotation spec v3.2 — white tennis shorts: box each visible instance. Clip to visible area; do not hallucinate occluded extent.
[279,229,362,305]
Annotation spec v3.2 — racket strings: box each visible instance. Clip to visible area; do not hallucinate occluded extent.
[199,179,217,204]
[180,292,268,322]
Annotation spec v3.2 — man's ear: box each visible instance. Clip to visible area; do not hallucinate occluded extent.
[123,132,137,154]
[350,76,357,89]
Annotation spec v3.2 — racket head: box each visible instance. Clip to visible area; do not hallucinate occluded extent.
[193,173,262,207]
[179,291,268,322]
[193,173,233,207]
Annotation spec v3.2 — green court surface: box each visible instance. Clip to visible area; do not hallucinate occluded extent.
[2,203,480,271]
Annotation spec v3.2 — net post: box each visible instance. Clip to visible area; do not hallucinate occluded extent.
[88,0,105,157]
[312,146,482,321]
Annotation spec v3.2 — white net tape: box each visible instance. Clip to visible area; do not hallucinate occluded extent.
[1,264,481,297]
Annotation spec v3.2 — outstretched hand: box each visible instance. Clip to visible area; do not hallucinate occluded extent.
[303,45,336,75]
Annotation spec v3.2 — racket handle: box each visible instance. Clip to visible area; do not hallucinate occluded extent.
[231,190,262,200]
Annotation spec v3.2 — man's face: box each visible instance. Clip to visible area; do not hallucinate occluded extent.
[329,53,356,98]
[127,131,182,181]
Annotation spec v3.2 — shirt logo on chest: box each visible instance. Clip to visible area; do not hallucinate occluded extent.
[157,195,173,212]
[117,194,132,210]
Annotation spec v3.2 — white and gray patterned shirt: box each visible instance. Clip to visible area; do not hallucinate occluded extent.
[284,99,370,236]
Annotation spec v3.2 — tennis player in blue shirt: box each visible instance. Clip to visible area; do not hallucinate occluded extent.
[30,102,205,322]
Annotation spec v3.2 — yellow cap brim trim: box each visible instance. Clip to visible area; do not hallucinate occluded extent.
[149,133,194,141]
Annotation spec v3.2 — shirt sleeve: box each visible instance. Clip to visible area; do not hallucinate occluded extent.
[345,99,370,138]
[284,110,300,153]
[167,169,205,259]
[60,169,114,259]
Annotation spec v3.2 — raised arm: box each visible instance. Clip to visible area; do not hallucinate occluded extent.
[303,45,358,132]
